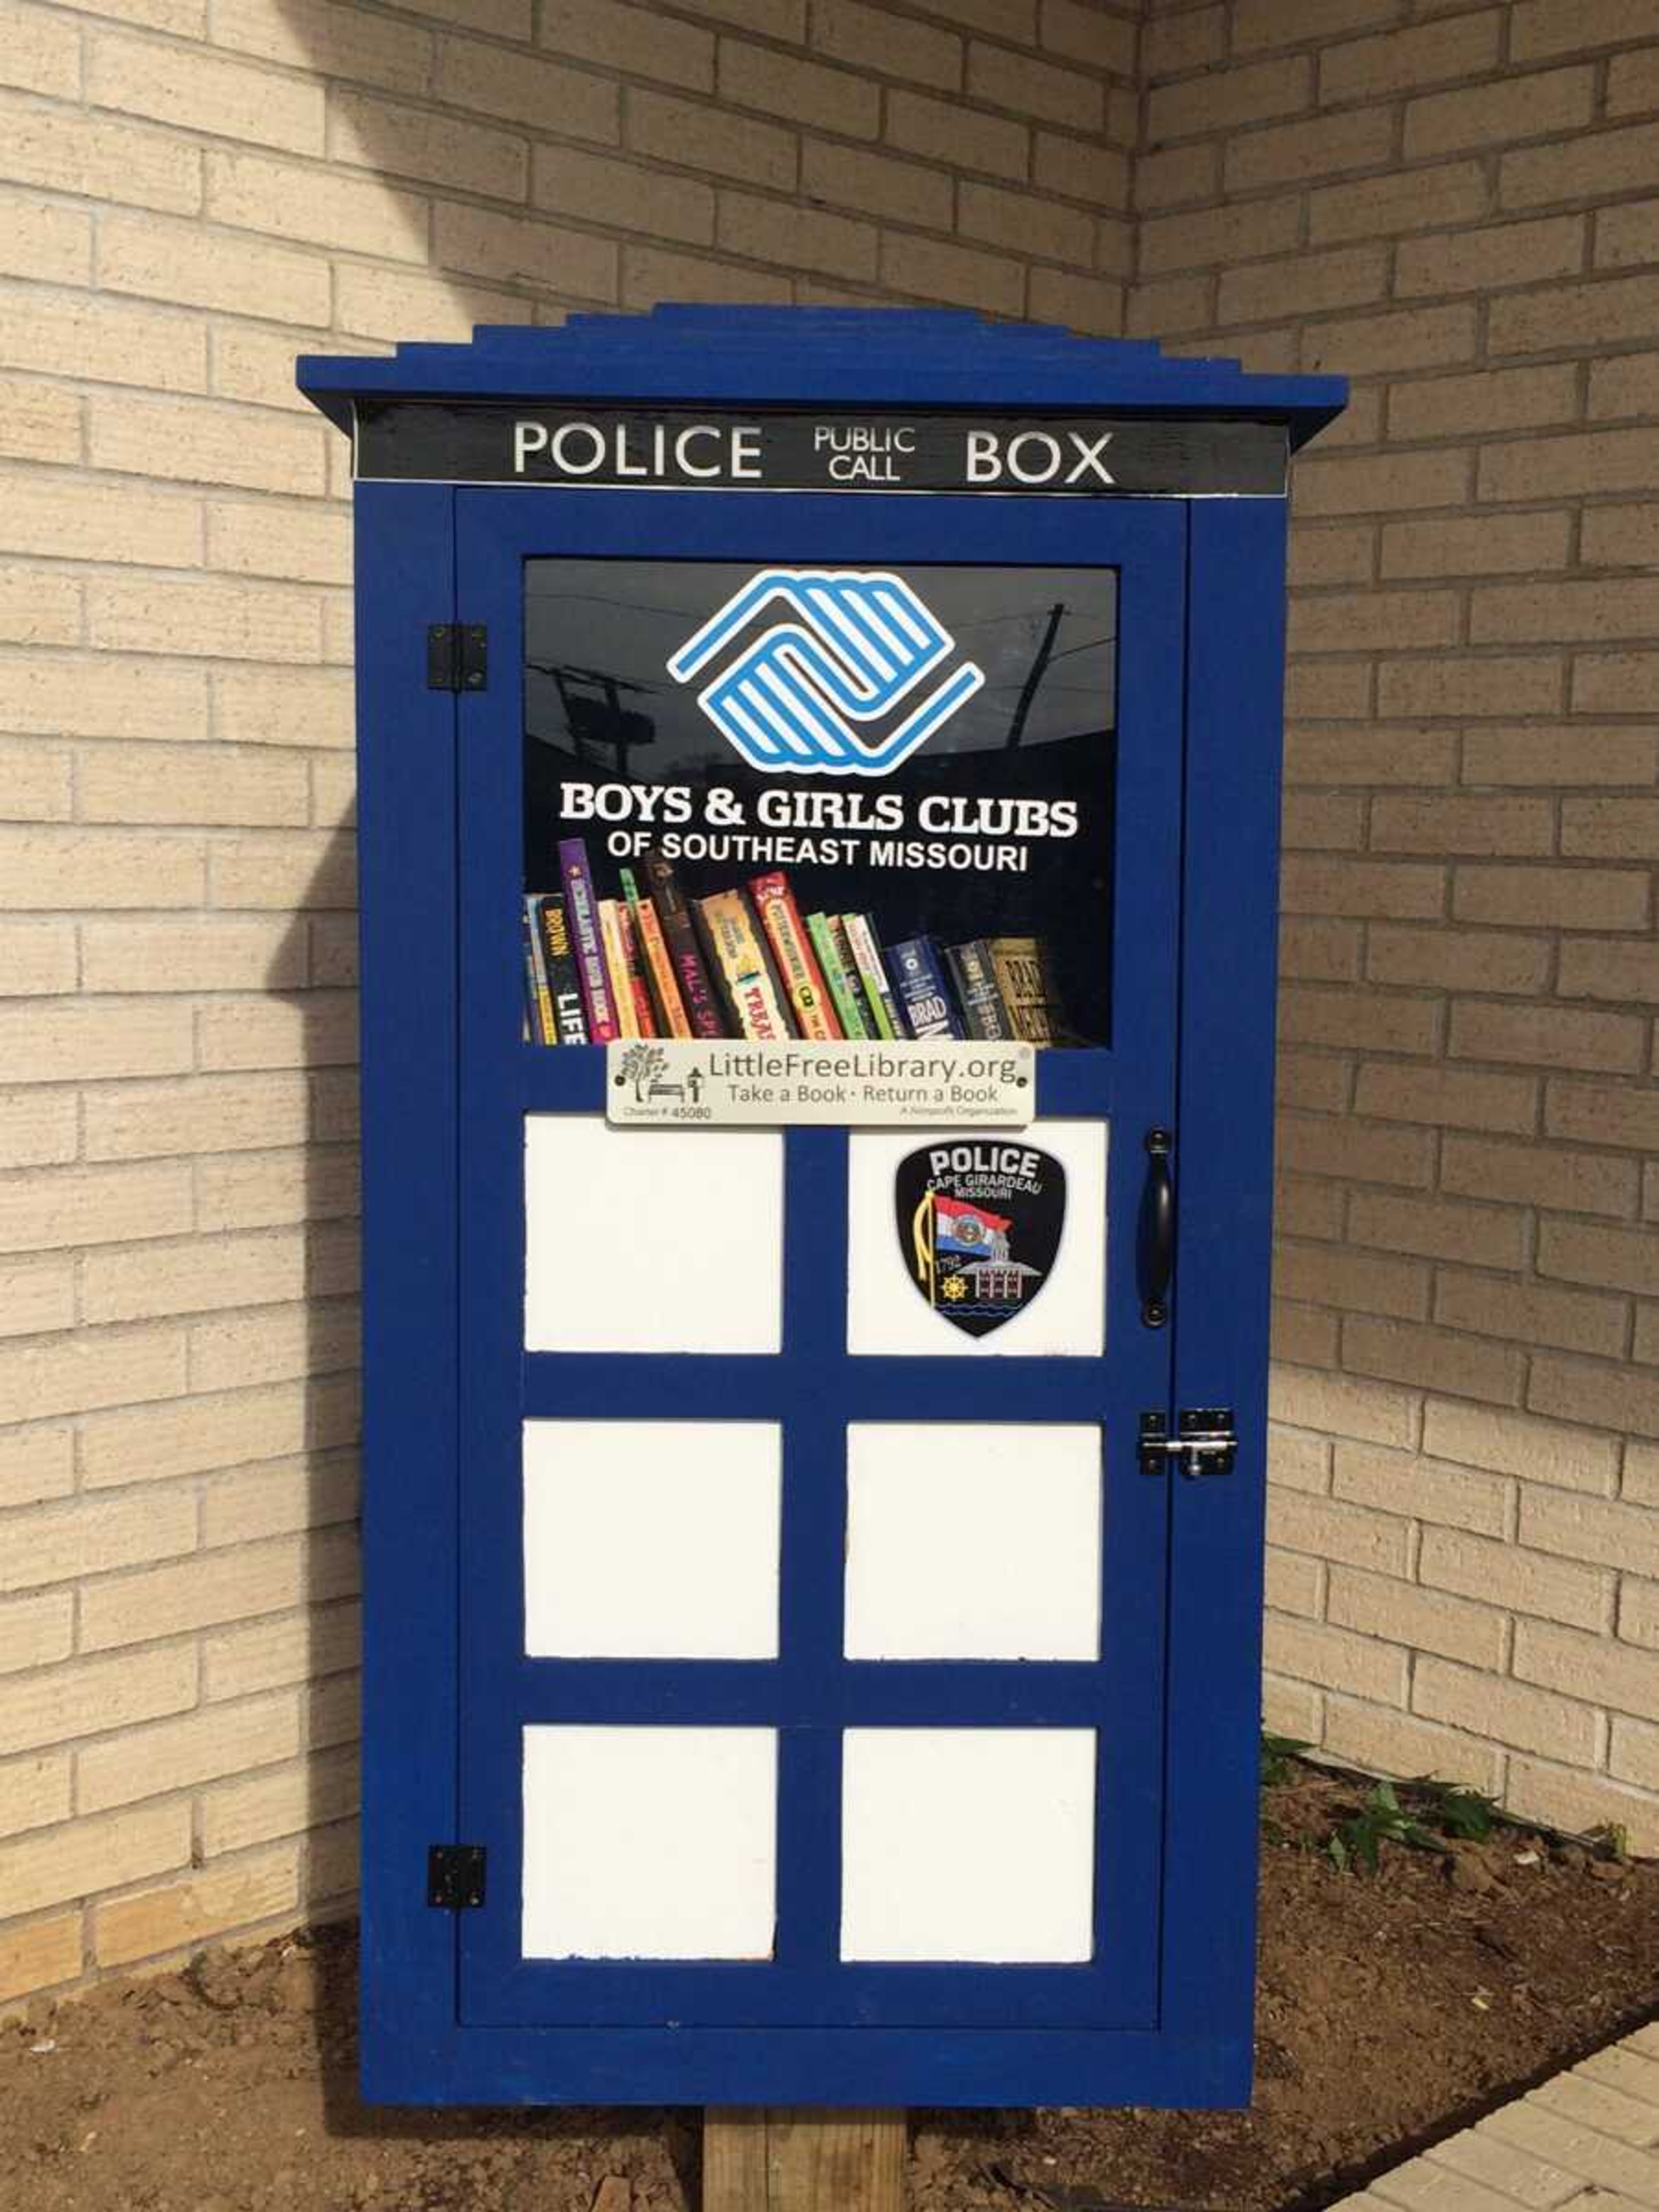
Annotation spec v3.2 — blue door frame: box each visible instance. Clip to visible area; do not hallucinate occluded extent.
[351,479,1288,2109]
[458,489,1179,2038]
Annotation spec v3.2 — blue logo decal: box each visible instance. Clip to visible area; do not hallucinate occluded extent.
[667,568,985,777]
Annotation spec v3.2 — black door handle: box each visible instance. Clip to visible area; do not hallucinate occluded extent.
[1141,1127,1173,1328]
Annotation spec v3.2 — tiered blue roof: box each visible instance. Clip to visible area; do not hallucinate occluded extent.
[298,304,1345,445]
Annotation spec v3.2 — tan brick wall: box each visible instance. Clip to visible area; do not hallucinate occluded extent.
[1136,0,1659,1852]
[4,0,1658,2009]
[0,0,1136,2003]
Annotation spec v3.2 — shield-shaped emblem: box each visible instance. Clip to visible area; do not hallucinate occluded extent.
[894,1141,1067,1340]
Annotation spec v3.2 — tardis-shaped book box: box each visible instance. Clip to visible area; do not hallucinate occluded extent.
[299,308,1344,2111]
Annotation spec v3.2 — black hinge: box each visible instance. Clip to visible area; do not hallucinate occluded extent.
[427,1843,486,1909]
[426,623,488,692]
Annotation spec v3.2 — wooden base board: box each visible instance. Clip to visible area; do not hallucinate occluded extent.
[703,2109,906,2212]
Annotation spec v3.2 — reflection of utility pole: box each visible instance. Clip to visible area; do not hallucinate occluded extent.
[531,663,656,777]
[1005,601,1065,749]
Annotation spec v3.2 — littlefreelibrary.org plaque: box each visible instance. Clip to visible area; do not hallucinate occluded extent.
[606,1039,1035,1128]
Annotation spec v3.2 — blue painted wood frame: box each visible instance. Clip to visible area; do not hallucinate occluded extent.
[450,489,1184,2082]
[1162,499,1290,2076]
[352,481,462,2091]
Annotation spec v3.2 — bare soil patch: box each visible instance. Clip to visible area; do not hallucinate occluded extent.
[3,1764,1655,2212]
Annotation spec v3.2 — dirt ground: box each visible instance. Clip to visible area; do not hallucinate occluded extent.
[3,1764,1656,2212]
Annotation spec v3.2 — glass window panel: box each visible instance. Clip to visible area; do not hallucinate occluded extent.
[522,560,1117,1048]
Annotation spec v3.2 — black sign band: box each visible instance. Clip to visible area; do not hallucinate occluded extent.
[353,402,1286,496]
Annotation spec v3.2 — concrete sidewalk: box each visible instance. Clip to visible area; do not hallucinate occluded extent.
[1333,2021,1659,2210]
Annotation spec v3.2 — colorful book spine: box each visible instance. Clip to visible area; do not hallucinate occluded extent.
[557,838,619,1043]
[829,918,874,1039]
[597,899,639,1038]
[750,872,842,1040]
[988,935,1063,1045]
[803,913,862,1038]
[621,869,691,1039]
[618,893,658,1037]
[535,894,588,1045]
[888,935,961,1039]
[523,895,555,1045]
[642,849,724,1040]
[698,888,792,1041]
[841,913,903,1039]
[944,938,1017,1040]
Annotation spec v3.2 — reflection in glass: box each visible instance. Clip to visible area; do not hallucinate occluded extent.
[521,561,1118,1048]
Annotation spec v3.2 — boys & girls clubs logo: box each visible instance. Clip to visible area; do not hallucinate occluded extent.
[667,568,984,778]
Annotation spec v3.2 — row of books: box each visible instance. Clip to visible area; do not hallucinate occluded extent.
[522,839,1068,1047]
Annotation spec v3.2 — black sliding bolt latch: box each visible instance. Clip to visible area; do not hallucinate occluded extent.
[1137,1408,1238,1478]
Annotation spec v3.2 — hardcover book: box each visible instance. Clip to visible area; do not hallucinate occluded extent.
[842,913,905,1039]
[988,936,1068,1045]
[752,872,841,1039]
[557,837,619,1043]
[888,935,962,1039]
[621,868,691,1038]
[697,888,794,1041]
[642,849,725,1040]
[535,893,588,1045]
[944,938,1017,1041]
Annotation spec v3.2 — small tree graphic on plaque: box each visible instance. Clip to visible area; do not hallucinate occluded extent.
[617,1042,666,1104]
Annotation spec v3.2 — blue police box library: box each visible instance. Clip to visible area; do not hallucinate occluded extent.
[297,308,1344,2110]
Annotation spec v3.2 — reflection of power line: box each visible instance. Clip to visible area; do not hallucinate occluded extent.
[1041,634,1114,665]
[530,591,716,625]
[531,588,1115,642]
[950,609,1090,631]
[527,656,666,697]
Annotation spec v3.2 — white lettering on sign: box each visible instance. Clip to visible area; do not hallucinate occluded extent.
[512,418,765,481]
[927,1143,1042,1181]
[963,428,1115,486]
[812,423,921,483]
[1067,431,1116,483]
[551,422,606,475]
[678,424,724,477]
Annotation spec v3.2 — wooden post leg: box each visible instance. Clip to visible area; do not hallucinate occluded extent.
[703,2108,769,2211]
[703,2109,906,2212]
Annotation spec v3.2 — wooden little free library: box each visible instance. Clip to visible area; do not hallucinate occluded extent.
[298,308,1344,2113]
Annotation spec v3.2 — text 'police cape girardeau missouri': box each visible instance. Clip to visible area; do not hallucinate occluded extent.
[353,402,1287,496]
